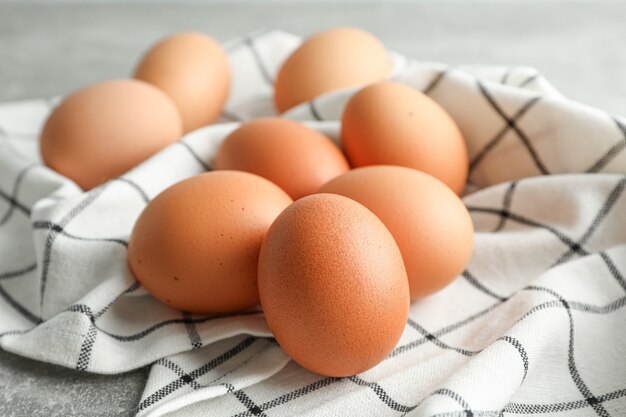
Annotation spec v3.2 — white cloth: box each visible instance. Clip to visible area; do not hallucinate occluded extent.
[1,30,625,417]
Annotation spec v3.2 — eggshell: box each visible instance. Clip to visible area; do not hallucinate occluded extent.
[319,166,474,300]
[128,171,293,314]
[274,28,392,113]
[213,118,350,200]
[134,32,231,133]
[258,193,409,376]
[341,81,468,194]
[40,79,183,190]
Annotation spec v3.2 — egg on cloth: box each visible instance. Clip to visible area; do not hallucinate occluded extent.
[128,171,293,314]
[134,31,231,133]
[341,81,469,194]
[213,118,350,200]
[258,193,409,377]
[40,79,183,190]
[319,166,474,301]
[274,27,392,113]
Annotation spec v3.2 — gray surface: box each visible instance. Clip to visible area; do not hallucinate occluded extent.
[0,1,625,416]
[0,349,148,416]
[1,1,626,115]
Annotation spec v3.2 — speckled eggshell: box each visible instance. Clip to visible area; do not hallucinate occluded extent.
[213,118,350,200]
[319,166,474,301]
[128,171,293,314]
[40,79,183,190]
[134,32,231,133]
[274,27,392,113]
[258,193,409,377]
[341,81,469,194]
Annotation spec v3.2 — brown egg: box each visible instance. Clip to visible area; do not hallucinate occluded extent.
[258,193,409,376]
[134,32,231,133]
[40,79,182,190]
[274,28,392,113]
[319,166,474,301]
[213,118,350,200]
[341,81,468,194]
[128,171,293,314]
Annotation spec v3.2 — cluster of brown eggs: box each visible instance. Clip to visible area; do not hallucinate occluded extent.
[40,28,473,377]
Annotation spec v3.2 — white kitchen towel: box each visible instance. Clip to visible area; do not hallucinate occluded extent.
[0,30,625,417]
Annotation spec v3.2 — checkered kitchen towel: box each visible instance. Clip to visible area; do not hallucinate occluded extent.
[1,30,625,417]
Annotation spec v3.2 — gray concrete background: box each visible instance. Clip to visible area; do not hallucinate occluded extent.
[1,1,626,115]
[0,1,625,416]
[0,349,147,417]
